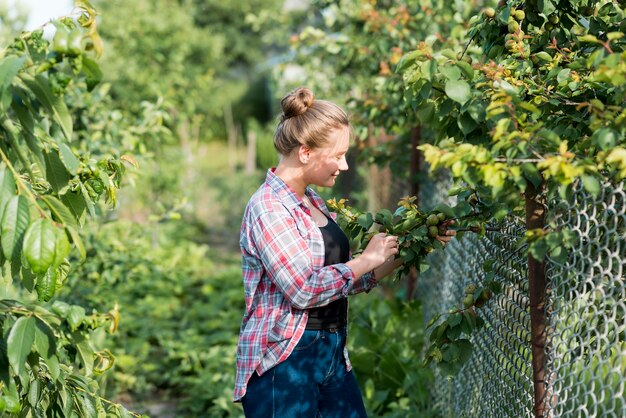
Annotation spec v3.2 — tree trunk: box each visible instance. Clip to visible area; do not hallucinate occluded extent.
[245,129,257,175]
[224,103,237,173]
[525,181,549,418]
[177,116,195,185]
[366,125,395,212]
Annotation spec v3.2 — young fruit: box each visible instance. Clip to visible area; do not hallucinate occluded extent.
[437,212,447,222]
[514,10,525,21]
[474,288,493,308]
[508,20,519,33]
[465,284,478,294]
[426,214,439,226]
[484,7,496,19]
[428,225,439,238]
[463,293,475,308]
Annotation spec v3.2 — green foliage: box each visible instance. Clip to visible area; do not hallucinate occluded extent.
[60,220,246,417]
[407,0,625,240]
[0,298,126,416]
[93,0,286,140]
[285,0,626,381]
[0,3,165,415]
[327,195,489,278]
[247,119,279,169]
[281,0,488,169]
[349,296,436,417]
[423,281,501,375]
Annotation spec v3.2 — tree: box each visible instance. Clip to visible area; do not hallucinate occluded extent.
[0,2,164,415]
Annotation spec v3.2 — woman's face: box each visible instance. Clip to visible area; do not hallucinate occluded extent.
[305,125,350,188]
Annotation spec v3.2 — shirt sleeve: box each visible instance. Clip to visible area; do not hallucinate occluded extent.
[348,269,378,295]
[250,207,359,310]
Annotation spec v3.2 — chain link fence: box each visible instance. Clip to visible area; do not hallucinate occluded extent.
[415,175,626,418]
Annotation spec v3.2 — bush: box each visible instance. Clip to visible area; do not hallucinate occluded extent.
[349,296,436,417]
[60,220,245,417]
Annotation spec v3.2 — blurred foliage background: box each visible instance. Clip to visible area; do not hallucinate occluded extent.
[2,0,623,416]
[0,0,435,416]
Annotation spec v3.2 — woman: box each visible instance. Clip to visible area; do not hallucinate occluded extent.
[234,87,454,417]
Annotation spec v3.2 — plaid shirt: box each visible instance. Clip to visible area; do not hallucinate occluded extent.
[233,168,377,401]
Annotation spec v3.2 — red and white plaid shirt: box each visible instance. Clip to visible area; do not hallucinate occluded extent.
[233,168,377,401]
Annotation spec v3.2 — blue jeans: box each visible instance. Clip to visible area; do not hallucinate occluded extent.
[242,327,367,418]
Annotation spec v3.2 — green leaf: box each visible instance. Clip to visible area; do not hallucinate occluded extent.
[521,163,543,188]
[60,191,87,226]
[356,212,374,230]
[445,80,471,105]
[538,0,556,15]
[9,96,46,174]
[0,166,16,222]
[467,100,486,122]
[76,339,94,375]
[458,112,478,134]
[1,195,30,260]
[456,339,473,365]
[581,175,600,198]
[440,65,461,81]
[447,312,462,327]
[23,218,57,274]
[20,266,36,292]
[432,203,455,218]
[33,319,57,376]
[557,69,571,84]
[20,74,73,141]
[82,58,103,91]
[41,194,79,229]
[519,102,540,115]
[35,269,57,302]
[53,227,70,268]
[497,6,511,25]
[591,128,618,151]
[417,102,434,123]
[534,51,552,62]
[44,150,72,193]
[79,182,97,218]
[456,61,474,81]
[0,56,26,91]
[529,238,549,261]
[7,316,36,375]
[58,143,80,175]
[67,226,86,261]
[68,306,86,331]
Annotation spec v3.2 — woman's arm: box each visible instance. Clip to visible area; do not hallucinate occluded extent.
[373,256,404,280]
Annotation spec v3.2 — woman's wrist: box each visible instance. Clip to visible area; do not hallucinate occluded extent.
[345,254,377,279]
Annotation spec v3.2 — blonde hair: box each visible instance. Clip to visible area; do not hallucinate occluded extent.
[274,87,349,156]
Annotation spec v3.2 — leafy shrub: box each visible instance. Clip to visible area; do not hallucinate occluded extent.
[349,296,436,417]
[60,220,245,417]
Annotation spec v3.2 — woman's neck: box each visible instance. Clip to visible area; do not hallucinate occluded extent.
[274,161,308,198]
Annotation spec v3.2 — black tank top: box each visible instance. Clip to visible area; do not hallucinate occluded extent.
[305,214,349,330]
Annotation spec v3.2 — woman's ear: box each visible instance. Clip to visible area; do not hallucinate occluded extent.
[298,145,311,165]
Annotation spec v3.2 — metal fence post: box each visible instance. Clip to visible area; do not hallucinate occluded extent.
[525,181,548,418]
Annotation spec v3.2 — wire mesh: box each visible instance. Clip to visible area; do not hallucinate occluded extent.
[542,180,626,418]
[416,174,626,418]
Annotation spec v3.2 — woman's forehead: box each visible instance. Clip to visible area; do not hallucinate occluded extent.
[326,126,350,152]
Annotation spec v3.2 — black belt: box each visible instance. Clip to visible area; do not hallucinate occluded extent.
[305,321,346,331]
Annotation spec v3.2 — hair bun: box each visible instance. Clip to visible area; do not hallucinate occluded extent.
[280,87,314,121]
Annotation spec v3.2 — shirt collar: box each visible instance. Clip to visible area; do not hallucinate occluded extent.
[265,168,324,214]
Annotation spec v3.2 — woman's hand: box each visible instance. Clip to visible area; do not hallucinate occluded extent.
[345,232,398,279]
[361,232,399,269]
[435,219,457,246]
